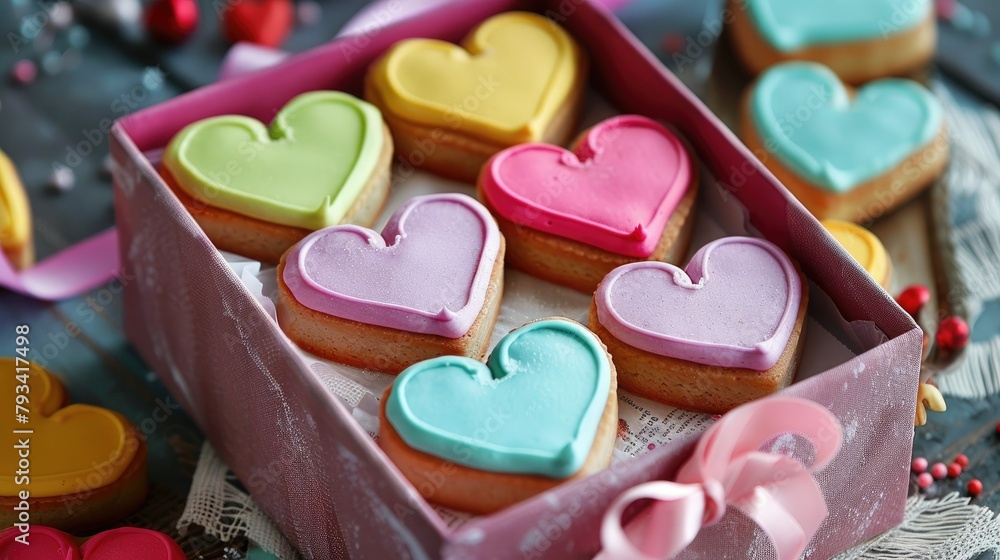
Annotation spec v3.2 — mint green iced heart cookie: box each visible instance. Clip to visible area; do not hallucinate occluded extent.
[163,91,384,230]
[386,319,612,478]
[747,0,932,51]
[750,62,942,193]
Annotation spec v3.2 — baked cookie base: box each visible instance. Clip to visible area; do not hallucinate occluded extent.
[588,276,808,414]
[275,238,505,375]
[377,334,618,514]
[0,427,147,533]
[478,168,698,293]
[728,0,936,84]
[740,94,949,224]
[160,123,394,264]
[363,64,587,184]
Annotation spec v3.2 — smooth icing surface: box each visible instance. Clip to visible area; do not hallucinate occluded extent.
[0,149,31,249]
[0,526,185,560]
[0,359,137,498]
[282,194,500,338]
[0,526,76,560]
[81,527,186,560]
[750,62,942,193]
[822,220,890,285]
[747,0,932,51]
[596,237,801,370]
[163,91,384,230]
[481,115,692,257]
[368,11,582,145]
[385,319,611,478]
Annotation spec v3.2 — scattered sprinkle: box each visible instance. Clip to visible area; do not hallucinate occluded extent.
[10,59,37,85]
[49,164,75,192]
[917,472,934,489]
[930,462,947,479]
[947,462,962,478]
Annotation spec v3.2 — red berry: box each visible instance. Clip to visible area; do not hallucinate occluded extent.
[955,454,969,468]
[968,479,983,497]
[948,463,962,478]
[912,457,928,473]
[931,462,948,479]
[917,472,934,489]
[936,317,970,352]
[896,285,931,316]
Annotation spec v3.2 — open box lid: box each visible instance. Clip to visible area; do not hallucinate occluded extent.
[111,0,923,558]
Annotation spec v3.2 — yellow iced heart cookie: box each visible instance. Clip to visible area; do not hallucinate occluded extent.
[367,11,584,145]
[822,219,891,289]
[0,359,140,498]
[0,150,33,270]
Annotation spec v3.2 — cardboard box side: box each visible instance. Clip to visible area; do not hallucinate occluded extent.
[111,126,448,558]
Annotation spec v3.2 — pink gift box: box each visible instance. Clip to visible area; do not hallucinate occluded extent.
[110,1,922,557]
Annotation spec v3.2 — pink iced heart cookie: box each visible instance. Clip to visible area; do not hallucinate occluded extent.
[0,526,185,560]
[281,193,502,338]
[480,115,693,258]
[596,237,801,370]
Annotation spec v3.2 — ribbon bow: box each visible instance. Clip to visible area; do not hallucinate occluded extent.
[600,397,842,560]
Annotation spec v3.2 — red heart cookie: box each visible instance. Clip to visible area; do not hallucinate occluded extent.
[480,115,693,257]
[0,526,184,560]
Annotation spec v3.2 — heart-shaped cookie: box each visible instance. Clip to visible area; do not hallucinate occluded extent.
[480,115,692,257]
[163,91,385,230]
[367,11,582,145]
[748,62,942,193]
[281,193,501,338]
[0,526,184,559]
[595,237,801,370]
[385,319,612,478]
[0,359,139,498]
[746,0,932,51]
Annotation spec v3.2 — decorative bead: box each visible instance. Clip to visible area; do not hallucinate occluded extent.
[48,164,75,192]
[10,60,37,85]
[896,285,930,317]
[936,317,971,352]
[912,457,928,473]
[948,463,962,478]
[297,0,322,25]
[41,50,62,74]
[937,0,956,20]
[931,462,947,479]
[955,454,969,468]
[68,25,91,48]
[917,472,934,489]
[144,0,199,44]
[49,2,74,28]
[968,479,983,497]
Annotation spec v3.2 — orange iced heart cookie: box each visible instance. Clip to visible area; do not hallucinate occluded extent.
[0,358,147,532]
[365,11,586,181]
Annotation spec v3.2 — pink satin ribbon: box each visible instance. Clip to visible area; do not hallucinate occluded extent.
[0,228,120,300]
[600,397,842,560]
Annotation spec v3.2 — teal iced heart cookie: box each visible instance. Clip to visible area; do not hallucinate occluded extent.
[385,319,611,478]
[747,0,932,51]
[749,62,942,193]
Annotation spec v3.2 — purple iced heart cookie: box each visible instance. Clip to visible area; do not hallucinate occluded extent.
[595,237,801,370]
[281,193,501,338]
